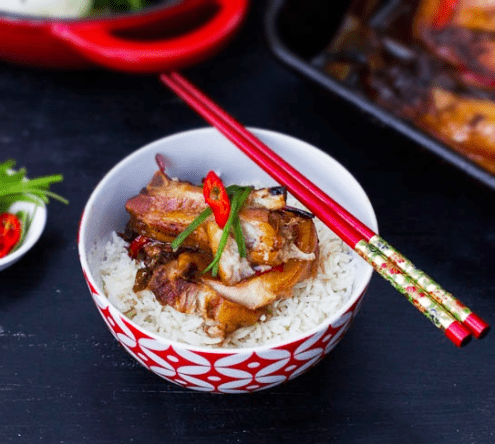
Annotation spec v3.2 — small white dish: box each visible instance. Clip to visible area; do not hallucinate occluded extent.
[0,202,47,271]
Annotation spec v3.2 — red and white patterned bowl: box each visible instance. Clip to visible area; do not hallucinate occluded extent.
[78,127,378,393]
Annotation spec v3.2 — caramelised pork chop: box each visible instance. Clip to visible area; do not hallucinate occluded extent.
[124,167,319,338]
[147,252,263,338]
[125,170,291,263]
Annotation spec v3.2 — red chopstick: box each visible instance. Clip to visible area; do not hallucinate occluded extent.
[160,71,489,345]
[161,72,368,247]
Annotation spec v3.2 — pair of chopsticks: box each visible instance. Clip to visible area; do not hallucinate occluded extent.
[160,71,489,347]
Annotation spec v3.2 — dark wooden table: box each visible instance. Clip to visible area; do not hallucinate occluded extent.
[1,2,494,443]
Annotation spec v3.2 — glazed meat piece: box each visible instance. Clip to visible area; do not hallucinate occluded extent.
[363,46,495,170]
[125,171,210,250]
[125,170,296,272]
[418,88,495,170]
[204,214,319,310]
[124,165,320,338]
[127,170,286,217]
[205,219,256,284]
[143,213,318,331]
[147,252,262,337]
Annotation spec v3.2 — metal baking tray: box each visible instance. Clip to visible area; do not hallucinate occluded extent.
[264,0,495,190]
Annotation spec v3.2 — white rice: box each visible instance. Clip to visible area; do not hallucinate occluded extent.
[98,198,356,348]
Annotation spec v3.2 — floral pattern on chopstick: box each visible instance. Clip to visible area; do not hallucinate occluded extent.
[369,235,472,323]
[355,240,456,331]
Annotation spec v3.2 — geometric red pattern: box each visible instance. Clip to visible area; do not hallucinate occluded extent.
[87,281,365,393]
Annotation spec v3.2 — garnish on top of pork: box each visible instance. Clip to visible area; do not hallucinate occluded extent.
[123,162,319,338]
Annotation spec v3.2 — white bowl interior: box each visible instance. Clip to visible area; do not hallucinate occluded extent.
[0,202,47,271]
[79,127,378,349]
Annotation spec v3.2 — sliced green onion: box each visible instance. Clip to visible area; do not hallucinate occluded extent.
[0,160,67,205]
[202,186,252,277]
[12,210,31,253]
[202,202,238,276]
[170,184,244,251]
[170,207,212,250]
[232,186,251,257]
[226,184,242,195]
[169,182,253,277]
[0,160,67,254]
[232,216,246,258]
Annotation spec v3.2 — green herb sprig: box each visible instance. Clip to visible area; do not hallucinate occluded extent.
[0,160,68,208]
[171,184,253,277]
[202,186,252,277]
[170,207,212,251]
[0,159,68,251]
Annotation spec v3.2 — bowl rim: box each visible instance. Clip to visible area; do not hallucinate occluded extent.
[0,204,47,269]
[78,126,378,354]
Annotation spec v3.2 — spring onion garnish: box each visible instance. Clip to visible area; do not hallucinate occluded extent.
[0,159,68,256]
[0,160,68,207]
[202,186,252,276]
[232,216,247,258]
[170,207,212,251]
[170,174,253,277]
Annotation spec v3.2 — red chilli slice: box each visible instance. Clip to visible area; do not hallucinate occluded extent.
[128,235,151,259]
[0,213,22,258]
[203,171,231,228]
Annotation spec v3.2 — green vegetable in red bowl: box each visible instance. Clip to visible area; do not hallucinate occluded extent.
[1,0,155,18]
[89,0,158,15]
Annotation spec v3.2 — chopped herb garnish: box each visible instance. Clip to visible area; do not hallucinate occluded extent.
[202,186,252,277]
[0,159,67,256]
[169,171,253,277]
[12,210,30,253]
[232,216,247,258]
[0,160,68,208]
[170,207,212,251]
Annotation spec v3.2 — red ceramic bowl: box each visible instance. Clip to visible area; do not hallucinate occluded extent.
[0,0,248,72]
[78,128,378,393]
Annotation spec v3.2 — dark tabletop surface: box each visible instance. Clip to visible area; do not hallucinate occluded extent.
[1,1,494,443]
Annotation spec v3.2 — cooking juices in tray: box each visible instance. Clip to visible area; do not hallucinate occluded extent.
[323,0,495,174]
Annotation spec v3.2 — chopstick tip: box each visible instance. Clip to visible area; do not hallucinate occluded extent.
[464,313,490,339]
[445,321,472,348]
